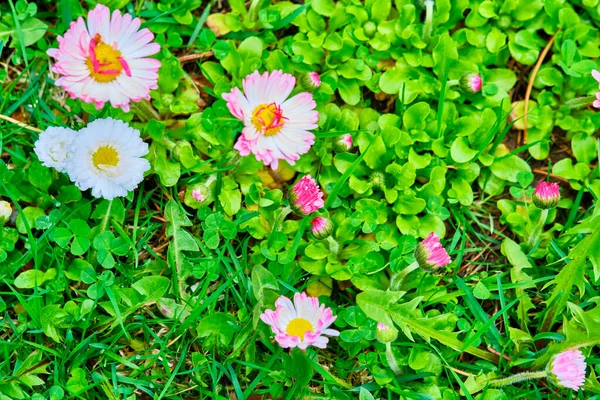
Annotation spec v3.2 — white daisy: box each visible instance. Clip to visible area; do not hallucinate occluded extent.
[65,117,149,199]
[33,126,76,172]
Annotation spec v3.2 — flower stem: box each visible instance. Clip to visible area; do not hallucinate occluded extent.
[447,79,459,86]
[488,371,547,387]
[564,95,597,109]
[275,206,292,232]
[386,342,402,376]
[326,236,339,254]
[132,99,160,122]
[527,208,549,249]
[389,261,420,291]
[423,0,435,40]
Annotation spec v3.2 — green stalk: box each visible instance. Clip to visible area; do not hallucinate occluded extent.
[326,236,339,254]
[385,342,402,376]
[564,95,597,109]
[275,206,292,232]
[488,371,547,387]
[423,0,435,40]
[389,261,420,291]
[527,208,549,249]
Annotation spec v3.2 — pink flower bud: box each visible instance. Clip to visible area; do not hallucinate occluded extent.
[460,72,482,94]
[310,217,333,239]
[376,322,398,343]
[533,181,560,209]
[333,134,353,152]
[288,175,324,215]
[415,233,451,271]
[548,349,586,391]
[300,72,321,91]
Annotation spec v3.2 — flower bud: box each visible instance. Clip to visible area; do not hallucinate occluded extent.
[370,171,386,190]
[0,201,11,225]
[187,184,210,206]
[310,217,333,239]
[459,72,482,94]
[300,72,321,92]
[364,21,377,38]
[172,140,193,162]
[532,181,560,209]
[415,232,451,272]
[333,134,353,153]
[376,322,398,343]
[547,349,586,391]
[288,175,324,215]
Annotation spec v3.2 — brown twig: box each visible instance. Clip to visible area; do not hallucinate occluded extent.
[177,51,214,64]
[523,31,560,145]
[0,114,42,132]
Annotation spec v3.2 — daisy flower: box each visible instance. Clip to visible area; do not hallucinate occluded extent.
[288,175,324,215]
[47,4,161,112]
[222,70,319,169]
[310,216,333,239]
[260,292,339,350]
[548,349,586,391]
[533,181,560,209]
[415,232,451,271]
[34,126,76,172]
[65,117,150,200]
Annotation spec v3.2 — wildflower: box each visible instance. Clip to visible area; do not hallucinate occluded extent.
[460,72,482,94]
[288,175,324,215]
[300,71,321,91]
[311,217,333,239]
[414,232,451,271]
[0,201,12,225]
[333,134,353,153]
[47,4,161,112]
[548,349,586,391]
[532,181,560,209]
[192,189,205,202]
[370,171,386,190]
[65,117,149,200]
[376,322,398,343]
[33,126,76,172]
[592,70,600,88]
[222,70,319,169]
[260,292,339,349]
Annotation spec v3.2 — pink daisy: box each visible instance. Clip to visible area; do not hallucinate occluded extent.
[310,216,333,239]
[533,181,560,209]
[47,4,161,112]
[260,292,339,350]
[222,70,319,169]
[289,175,324,215]
[549,349,586,391]
[415,232,451,271]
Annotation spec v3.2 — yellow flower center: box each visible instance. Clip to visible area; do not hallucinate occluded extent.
[86,34,130,83]
[251,103,285,137]
[92,145,120,169]
[286,318,313,340]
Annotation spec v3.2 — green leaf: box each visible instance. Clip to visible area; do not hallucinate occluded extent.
[311,0,335,16]
[132,276,170,303]
[14,269,56,289]
[251,265,279,301]
[66,368,87,395]
[40,305,68,343]
[338,77,361,106]
[16,207,45,234]
[0,17,47,48]
[539,227,600,333]
[197,313,239,345]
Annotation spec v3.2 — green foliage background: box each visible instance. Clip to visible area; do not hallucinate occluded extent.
[1,0,600,398]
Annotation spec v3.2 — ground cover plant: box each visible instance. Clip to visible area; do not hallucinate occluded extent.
[1,0,600,398]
